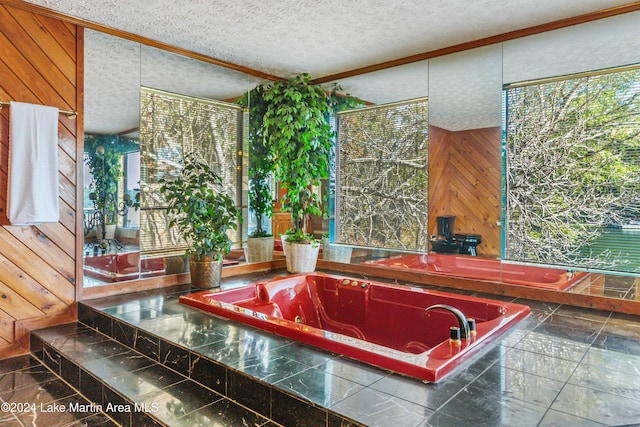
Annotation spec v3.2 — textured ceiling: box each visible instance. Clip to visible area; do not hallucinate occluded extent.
[27,0,635,78]
[24,0,639,133]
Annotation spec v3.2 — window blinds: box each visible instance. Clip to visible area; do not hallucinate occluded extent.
[336,98,429,251]
[139,87,244,255]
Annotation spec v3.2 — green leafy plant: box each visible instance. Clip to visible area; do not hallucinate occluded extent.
[159,153,242,261]
[84,135,129,232]
[261,73,336,243]
[237,85,274,238]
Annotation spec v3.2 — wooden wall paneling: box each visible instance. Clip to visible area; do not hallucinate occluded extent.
[0,253,66,310]
[0,281,44,318]
[4,225,75,275]
[58,143,77,184]
[0,3,79,356]
[0,7,74,96]
[0,308,14,344]
[427,126,501,257]
[0,228,75,303]
[428,126,453,237]
[57,197,76,233]
[5,6,76,82]
[0,30,75,112]
[447,127,501,256]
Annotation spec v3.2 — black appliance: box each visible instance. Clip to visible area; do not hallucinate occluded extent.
[429,215,482,256]
[455,234,482,256]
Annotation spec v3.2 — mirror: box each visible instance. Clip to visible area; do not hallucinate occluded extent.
[320,9,640,308]
[81,9,640,311]
[138,44,258,276]
[83,29,262,288]
[83,30,141,288]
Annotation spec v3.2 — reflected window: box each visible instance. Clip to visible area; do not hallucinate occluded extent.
[504,65,640,273]
[335,98,429,251]
[139,87,244,256]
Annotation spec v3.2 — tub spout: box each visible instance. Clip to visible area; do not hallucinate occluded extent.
[425,304,470,339]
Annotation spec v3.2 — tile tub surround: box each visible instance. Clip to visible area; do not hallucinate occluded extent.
[15,270,640,426]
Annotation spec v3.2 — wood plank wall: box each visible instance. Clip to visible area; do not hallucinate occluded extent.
[0,4,80,357]
[428,125,501,257]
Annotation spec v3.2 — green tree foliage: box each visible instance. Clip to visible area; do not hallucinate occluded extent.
[337,100,429,250]
[237,85,274,237]
[260,74,358,242]
[505,69,640,268]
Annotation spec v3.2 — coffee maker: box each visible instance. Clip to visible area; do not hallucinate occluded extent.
[429,216,461,253]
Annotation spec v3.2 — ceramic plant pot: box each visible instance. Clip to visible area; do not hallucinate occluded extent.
[189,254,223,289]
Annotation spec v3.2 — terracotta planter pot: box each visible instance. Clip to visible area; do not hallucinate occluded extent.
[245,236,275,263]
[285,242,320,273]
[189,255,223,289]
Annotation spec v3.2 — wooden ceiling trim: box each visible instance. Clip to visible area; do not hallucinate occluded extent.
[312,2,640,84]
[6,0,638,87]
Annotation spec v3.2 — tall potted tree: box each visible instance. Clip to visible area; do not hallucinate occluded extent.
[160,153,242,288]
[261,73,335,273]
[238,86,275,263]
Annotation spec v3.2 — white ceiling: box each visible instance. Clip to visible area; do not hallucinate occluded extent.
[22,0,639,133]
[26,0,636,77]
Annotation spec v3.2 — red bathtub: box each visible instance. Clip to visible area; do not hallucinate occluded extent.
[83,252,165,282]
[180,273,529,382]
[366,253,587,291]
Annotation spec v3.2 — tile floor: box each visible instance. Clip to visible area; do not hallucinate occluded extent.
[2,269,640,426]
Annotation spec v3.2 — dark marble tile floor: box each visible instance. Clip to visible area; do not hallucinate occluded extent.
[3,270,640,426]
[0,356,118,427]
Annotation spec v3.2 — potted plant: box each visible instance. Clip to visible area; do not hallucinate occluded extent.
[85,137,122,241]
[321,232,353,263]
[260,73,336,273]
[238,85,275,263]
[159,152,242,288]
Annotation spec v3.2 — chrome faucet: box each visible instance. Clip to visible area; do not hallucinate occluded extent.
[425,304,470,339]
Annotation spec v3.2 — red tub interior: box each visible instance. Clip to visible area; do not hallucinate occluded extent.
[83,252,165,282]
[366,253,588,291]
[180,273,530,382]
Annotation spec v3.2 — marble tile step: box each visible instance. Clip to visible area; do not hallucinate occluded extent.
[75,301,365,427]
[30,322,276,427]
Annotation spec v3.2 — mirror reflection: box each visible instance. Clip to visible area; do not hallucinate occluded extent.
[81,9,640,308]
[83,30,141,287]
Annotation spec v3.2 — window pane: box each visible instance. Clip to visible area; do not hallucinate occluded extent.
[139,87,243,255]
[504,67,640,273]
[336,99,429,251]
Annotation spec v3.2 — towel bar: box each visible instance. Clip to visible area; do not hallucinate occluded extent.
[0,101,77,119]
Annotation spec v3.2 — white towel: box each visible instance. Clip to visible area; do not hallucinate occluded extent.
[8,101,60,225]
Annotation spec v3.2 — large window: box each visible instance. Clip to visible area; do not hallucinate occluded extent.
[504,66,640,273]
[336,98,429,251]
[139,87,244,255]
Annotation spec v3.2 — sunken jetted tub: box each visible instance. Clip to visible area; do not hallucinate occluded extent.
[180,272,529,382]
[366,253,588,291]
